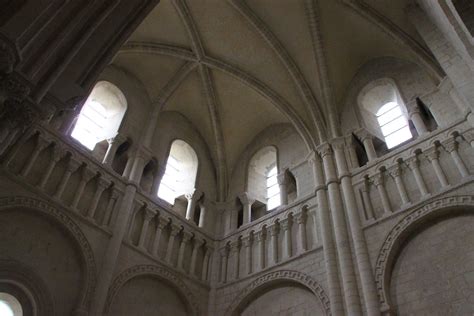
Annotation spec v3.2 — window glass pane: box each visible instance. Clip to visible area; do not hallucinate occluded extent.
[267,195,280,210]
[380,116,408,136]
[266,175,277,187]
[377,106,402,126]
[385,126,412,148]
[376,102,398,116]
[267,166,277,177]
[267,183,280,196]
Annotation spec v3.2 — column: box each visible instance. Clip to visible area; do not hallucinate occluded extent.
[408,156,429,196]
[281,219,292,260]
[269,224,279,266]
[87,178,109,219]
[408,107,429,136]
[238,192,255,225]
[185,190,203,222]
[54,158,80,200]
[38,146,61,189]
[389,164,410,205]
[355,128,377,161]
[373,172,392,214]
[166,225,181,264]
[101,187,119,227]
[138,208,157,249]
[177,232,192,271]
[277,173,288,205]
[243,235,253,275]
[332,139,380,316]
[102,133,125,167]
[20,137,49,177]
[71,168,95,211]
[296,212,307,254]
[127,203,143,242]
[308,151,343,315]
[427,148,449,187]
[231,240,241,280]
[190,238,204,276]
[345,135,360,168]
[319,143,362,315]
[129,149,150,185]
[445,141,469,177]
[361,176,375,221]
[256,230,266,271]
[198,203,207,228]
[201,247,212,281]
[220,247,229,283]
[151,218,168,257]
[3,129,36,166]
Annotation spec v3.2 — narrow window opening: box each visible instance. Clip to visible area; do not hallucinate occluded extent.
[376,102,412,148]
[157,140,198,205]
[266,166,280,210]
[70,81,127,151]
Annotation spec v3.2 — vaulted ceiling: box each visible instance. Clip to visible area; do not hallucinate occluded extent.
[112,0,440,195]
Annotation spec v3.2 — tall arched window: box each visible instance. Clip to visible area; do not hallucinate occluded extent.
[248,146,280,211]
[358,79,412,149]
[158,140,198,205]
[71,81,127,150]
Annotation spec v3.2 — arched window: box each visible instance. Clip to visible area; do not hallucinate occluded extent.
[71,81,127,150]
[376,102,412,148]
[0,293,22,316]
[358,79,412,149]
[157,140,198,205]
[248,146,280,211]
[451,0,474,37]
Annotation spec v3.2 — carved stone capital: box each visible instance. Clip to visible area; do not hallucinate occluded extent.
[389,165,402,178]
[181,231,193,243]
[426,148,440,162]
[316,142,332,158]
[185,189,203,202]
[373,173,384,187]
[170,225,182,237]
[330,137,346,151]
[443,140,458,153]
[143,208,157,222]
[238,192,255,206]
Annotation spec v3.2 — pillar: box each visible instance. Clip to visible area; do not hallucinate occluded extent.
[389,164,410,205]
[408,106,429,136]
[238,192,255,225]
[408,156,429,196]
[445,140,469,177]
[231,239,241,280]
[427,147,449,187]
[102,133,126,167]
[54,158,80,200]
[20,137,49,177]
[177,231,192,271]
[102,187,119,227]
[71,168,95,211]
[308,151,343,315]
[151,218,168,257]
[87,177,109,219]
[361,176,375,221]
[277,172,289,205]
[138,208,157,249]
[296,211,307,254]
[332,139,381,316]
[256,230,266,271]
[166,225,181,264]
[198,203,207,228]
[281,219,292,260]
[38,146,61,189]
[268,224,279,266]
[220,247,229,283]
[243,235,253,275]
[373,172,392,214]
[319,143,362,315]
[190,238,204,276]
[185,189,203,222]
[355,128,377,161]
[202,247,212,281]
[345,135,360,168]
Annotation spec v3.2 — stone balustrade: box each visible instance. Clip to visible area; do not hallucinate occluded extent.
[0,123,214,284]
[216,201,319,284]
[351,119,474,225]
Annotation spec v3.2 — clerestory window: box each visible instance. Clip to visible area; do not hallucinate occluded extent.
[266,166,280,210]
[376,102,412,149]
[71,81,127,150]
[0,293,22,316]
[157,140,198,205]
